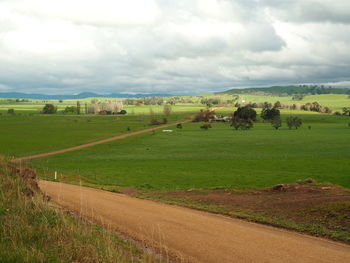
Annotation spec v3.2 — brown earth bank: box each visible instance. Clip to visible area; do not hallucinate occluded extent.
[39,180,350,263]
[147,180,350,244]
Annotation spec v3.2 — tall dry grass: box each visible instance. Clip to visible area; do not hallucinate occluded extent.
[0,157,159,263]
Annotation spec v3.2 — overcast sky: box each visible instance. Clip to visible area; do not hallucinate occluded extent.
[0,0,350,94]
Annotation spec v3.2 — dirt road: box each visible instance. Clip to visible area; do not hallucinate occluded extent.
[39,180,350,263]
[12,122,182,162]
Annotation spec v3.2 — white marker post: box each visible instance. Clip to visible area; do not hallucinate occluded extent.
[54,171,57,180]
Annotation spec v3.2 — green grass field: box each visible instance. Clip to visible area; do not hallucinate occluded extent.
[208,94,350,112]
[33,113,350,190]
[0,114,188,157]
[0,98,205,115]
[1,93,349,245]
[1,94,349,191]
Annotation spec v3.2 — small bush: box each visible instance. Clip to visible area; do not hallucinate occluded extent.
[7,109,15,115]
[63,106,77,114]
[42,104,57,114]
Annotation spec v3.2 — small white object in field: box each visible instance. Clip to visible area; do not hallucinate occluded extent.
[162,130,173,132]
[242,100,245,103]
[54,171,57,180]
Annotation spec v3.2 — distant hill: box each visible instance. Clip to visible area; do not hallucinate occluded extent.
[218,85,350,96]
[0,92,174,100]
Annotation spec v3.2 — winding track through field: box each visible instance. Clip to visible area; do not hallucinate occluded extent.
[12,122,184,162]
[39,180,350,263]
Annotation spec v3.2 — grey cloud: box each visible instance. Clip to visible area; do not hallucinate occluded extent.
[261,0,350,24]
[0,0,349,94]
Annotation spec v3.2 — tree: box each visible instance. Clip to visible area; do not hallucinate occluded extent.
[273,101,282,108]
[286,116,302,129]
[233,106,257,121]
[271,116,282,130]
[63,106,77,113]
[261,108,280,121]
[262,101,272,109]
[76,101,81,115]
[42,104,57,114]
[343,107,350,116]
[7,108,15,115]
[231,117,254,130]
[292,94,304,101]
[163,104,172,116]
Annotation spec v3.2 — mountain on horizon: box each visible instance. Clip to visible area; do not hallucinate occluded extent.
[0,92,174,100]
[218,85,350,95]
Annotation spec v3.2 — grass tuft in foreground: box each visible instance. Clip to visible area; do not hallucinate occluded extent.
[0,157,158,263]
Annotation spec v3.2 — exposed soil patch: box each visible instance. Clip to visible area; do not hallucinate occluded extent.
[150,181,350,240]
[122,187,139,197]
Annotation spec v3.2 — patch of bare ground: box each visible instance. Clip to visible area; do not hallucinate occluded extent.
[149,180,350,243]
[122,187,139,196]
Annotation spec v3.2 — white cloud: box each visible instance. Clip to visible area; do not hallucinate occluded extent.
[0,0,349,94]
[11,0,161,27]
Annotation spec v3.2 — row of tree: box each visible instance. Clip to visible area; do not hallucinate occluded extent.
[232,106,302,130]
[193,106,303,130]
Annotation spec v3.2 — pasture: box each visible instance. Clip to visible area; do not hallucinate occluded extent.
[0,98,205,115]
[1,94,349,115]
[32,113,350,190]
[0,114,188,157]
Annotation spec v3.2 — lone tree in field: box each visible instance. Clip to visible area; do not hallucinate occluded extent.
[271,116,282,130]
[7,108,15,115]
[286,116,302,129]
[163,104,172,116]
[261,108,280,121]
[233,106,257,121]
[42,104,57,114]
